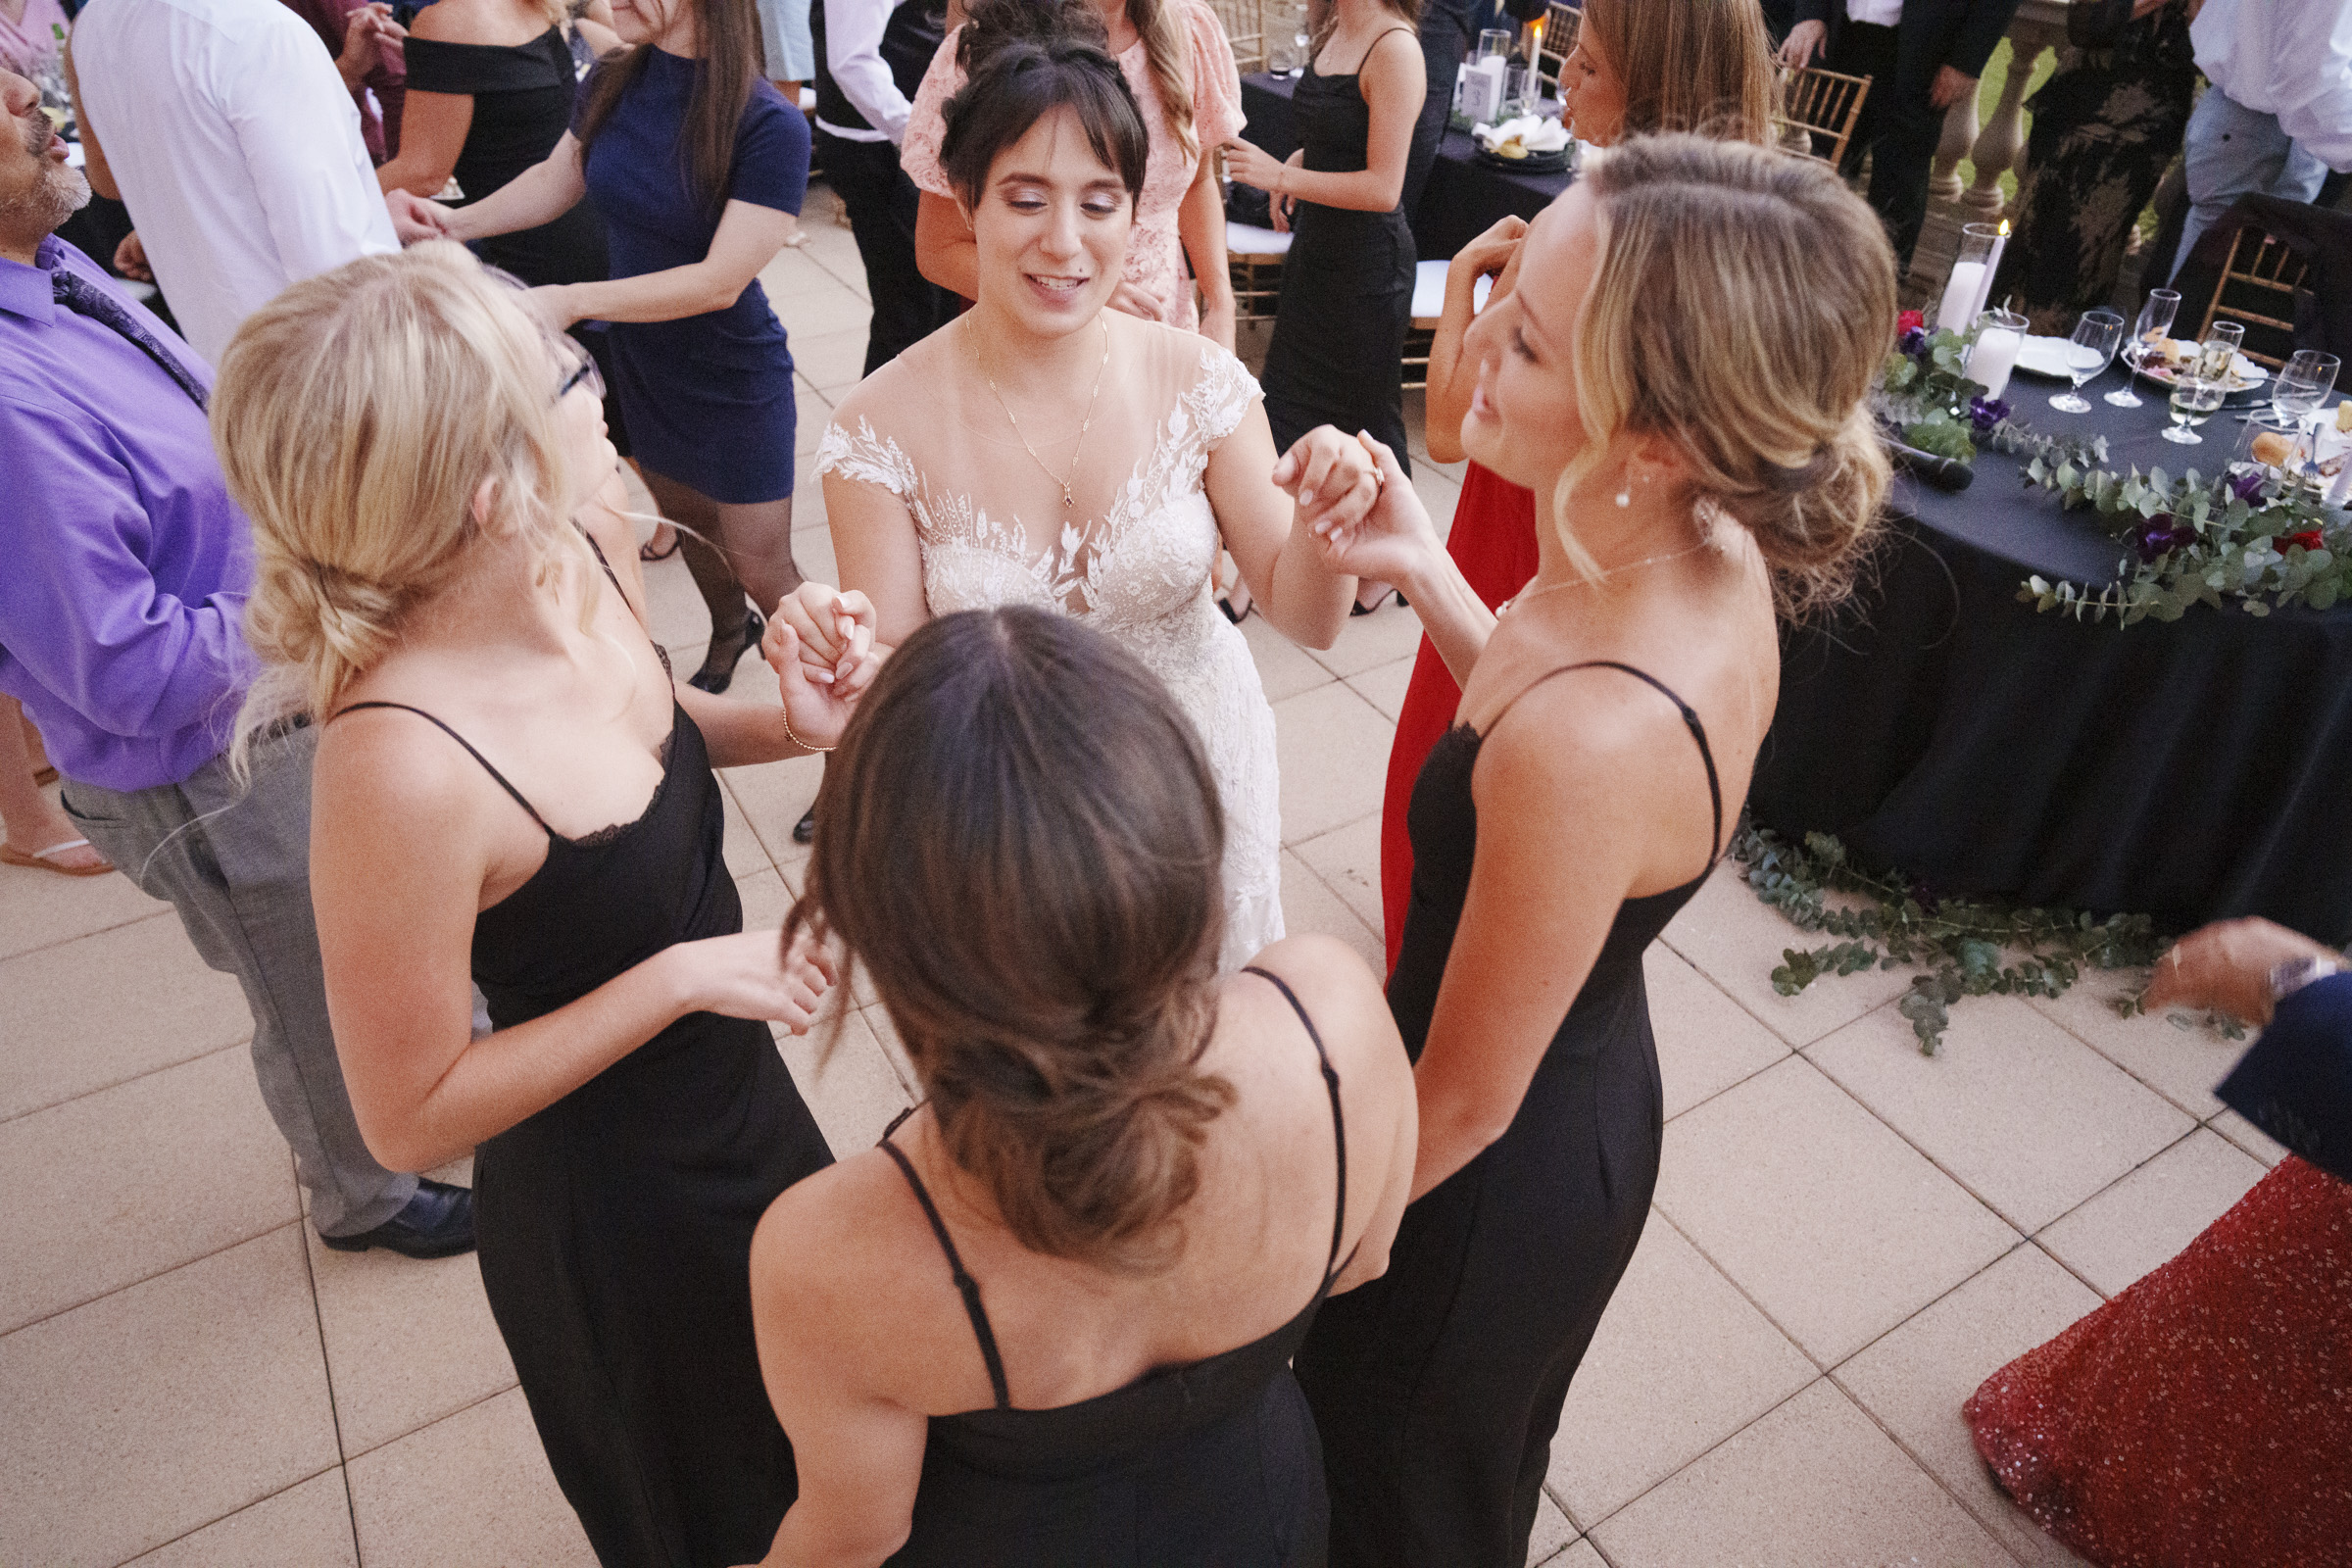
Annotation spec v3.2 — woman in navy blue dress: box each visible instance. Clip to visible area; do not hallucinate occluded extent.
[409,0,811,694]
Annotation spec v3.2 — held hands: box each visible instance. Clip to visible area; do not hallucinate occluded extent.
[1272,425,1384,540]
[2141,917,2347,1027]
[1300,431,1441,588]
[677,925,837,1032]
[386,188,454,245]
[761,583,883,751]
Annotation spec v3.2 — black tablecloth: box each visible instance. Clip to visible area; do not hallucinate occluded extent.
[1240,73,1573,262]
[1750,361,2352,945]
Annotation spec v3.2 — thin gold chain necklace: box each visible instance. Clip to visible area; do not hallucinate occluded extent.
[979,317,1112,513]
[1502,539,1709,613]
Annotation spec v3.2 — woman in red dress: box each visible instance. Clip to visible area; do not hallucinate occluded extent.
[1379,0,1778,963]
[1966,916,2352,1567]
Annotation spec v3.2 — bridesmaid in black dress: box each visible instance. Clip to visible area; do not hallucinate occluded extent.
[377,0,632,453]
[739,609,1419,1568]
[1295,135,1899,1567]
[210,244,880,1568]
[1223,0,1423,476]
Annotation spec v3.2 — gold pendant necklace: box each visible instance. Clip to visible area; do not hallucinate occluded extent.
[981,318,1112,513]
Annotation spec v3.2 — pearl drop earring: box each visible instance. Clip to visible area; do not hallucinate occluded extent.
[1614,485,1632,509]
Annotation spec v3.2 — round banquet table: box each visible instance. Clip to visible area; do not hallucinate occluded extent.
[1748,360,2352,947]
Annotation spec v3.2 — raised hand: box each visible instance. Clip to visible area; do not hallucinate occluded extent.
[1271,425,1382,538]
[675,929,830,1031]
[1305,430,1444,589]
[765,586,881,752]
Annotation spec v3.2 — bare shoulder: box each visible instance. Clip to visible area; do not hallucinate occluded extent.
[309,694,502,869]
[408,0,497,46]
[1229,933,1402,1087]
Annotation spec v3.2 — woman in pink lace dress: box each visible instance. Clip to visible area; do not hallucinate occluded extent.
[903,0,1243,349]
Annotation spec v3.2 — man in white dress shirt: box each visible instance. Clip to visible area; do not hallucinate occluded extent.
[809,0,954,375]
[66,0,431,365]
[2169,0,2352,280]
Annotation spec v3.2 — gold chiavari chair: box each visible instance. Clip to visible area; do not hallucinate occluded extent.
[1207,0,1266,73]
[1534,3,1581,94]
[1771,65,1871,168]
[2196,226,2314,370]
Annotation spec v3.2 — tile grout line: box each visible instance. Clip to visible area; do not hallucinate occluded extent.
[286,1166,370,1568]
[101,1460,351,1568]
[0,1030,256,1130]
[0,899,177,965]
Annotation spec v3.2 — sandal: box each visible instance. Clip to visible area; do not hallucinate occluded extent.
[1,838,115,877]
[1351,583,1407,616]
[638,522,680,564]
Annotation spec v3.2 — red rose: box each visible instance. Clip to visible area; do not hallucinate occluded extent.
[2287,529,2327,553]
[1897,309,1926,337]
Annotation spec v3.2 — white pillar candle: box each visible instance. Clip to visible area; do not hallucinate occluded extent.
[1967,323,2024,402]
[1937,261,1985,335]
[1973,225,2009,320]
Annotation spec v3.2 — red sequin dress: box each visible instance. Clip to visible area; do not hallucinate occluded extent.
[1379,463,1540,969]
[1964,1155,2352,1567]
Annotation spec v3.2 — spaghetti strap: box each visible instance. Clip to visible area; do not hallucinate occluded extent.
[1243,965,1349,1285]
[328,701,554,835]
[1483,662,1726,867]
[576,527,673,679]
[881,1137,1013,1410]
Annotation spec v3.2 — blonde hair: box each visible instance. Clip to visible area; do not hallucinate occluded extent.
[1562,134,1893,616]
[1581,0,1776,145]
[214,243,598,760]
[1128,0,1199,161]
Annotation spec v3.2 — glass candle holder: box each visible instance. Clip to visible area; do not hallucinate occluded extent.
[1965,308,2028,403]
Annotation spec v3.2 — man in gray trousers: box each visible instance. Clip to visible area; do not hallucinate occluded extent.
[0,66,468,1257]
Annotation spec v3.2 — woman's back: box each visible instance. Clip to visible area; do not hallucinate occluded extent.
[754,938,1413,1566]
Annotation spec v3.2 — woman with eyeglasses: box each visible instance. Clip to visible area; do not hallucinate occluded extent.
[212,242,879,1567]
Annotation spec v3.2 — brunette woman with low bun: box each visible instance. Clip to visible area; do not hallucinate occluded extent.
[743,607,1417,1568]
[1297,134,1895,1566]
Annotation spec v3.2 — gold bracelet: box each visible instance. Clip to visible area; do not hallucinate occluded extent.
[781,709,834,755]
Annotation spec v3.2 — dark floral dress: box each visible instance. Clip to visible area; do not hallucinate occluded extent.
[1992,1,2197,336]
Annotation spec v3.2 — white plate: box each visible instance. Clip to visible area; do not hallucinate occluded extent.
[2012,336,2084,379]
[2125,342,2269,391]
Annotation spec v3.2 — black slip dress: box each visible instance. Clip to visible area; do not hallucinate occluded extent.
[1294,662,1725,1568]
[878,966,1351,1567]
[330,563,833,1568]
[1260,25,1418,471]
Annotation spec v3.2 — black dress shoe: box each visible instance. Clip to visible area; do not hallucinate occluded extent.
[792,807,816,844]
[321,1177,475,1259]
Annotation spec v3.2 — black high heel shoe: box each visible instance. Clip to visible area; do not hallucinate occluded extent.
[1350,584,1408,616]
[688,605,765,695]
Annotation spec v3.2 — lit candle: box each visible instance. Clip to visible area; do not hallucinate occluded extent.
[1967,317,2025,402]
[1971,220,2011,321]
[1936,262,1984,335]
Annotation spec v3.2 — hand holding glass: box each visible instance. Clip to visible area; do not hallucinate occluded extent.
[2052,310,2123,414]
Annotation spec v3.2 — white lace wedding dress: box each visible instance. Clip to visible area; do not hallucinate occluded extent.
[816,331,1284,973]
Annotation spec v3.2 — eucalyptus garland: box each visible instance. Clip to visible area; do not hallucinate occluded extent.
[1732,824,2167,1054]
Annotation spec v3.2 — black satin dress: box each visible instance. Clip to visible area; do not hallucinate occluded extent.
[1260,27,1418,472]
[878,966,1348,1567]
[1294,662,1723,1568]
[330,680,834,1568]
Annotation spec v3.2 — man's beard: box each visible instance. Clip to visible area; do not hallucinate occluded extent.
[2,122,93,231]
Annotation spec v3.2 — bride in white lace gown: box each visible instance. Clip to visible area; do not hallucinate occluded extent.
[777,24,1382,970]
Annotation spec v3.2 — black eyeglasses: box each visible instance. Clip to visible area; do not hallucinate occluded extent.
[556,349,604,404]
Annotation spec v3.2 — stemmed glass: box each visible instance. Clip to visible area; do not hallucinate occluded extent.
[2108,288,2180,408]
[2272,350,2340,423]
[2165,370,2227,444]
[2052,310,2124,413]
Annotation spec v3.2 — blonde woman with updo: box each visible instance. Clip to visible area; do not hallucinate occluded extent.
[744,607,1417,1566]
[1378,0,1779,965]
[1295,134,1895,1566]
[214,242,876,1567]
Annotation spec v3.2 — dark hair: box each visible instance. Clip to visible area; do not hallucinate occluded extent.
[939,0,1150,210]
[573,0,763,214]
[787,609,1234,1275]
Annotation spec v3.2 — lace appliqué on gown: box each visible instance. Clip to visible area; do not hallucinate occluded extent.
[815,347,1284,971]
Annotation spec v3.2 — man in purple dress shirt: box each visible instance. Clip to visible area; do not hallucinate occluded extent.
[0,69,470,1258]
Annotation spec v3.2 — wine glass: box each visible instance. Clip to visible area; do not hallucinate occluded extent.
[2272,350,2340,423]
[2052,309,2124,414]
[2165,371,2227,444]
[2109,287,2180,408]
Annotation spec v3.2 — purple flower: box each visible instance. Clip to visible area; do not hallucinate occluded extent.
[1899,325,1930,358]
[2132,513,2192,564]
[1967,395,2011,434]
[2227,468,2268,505]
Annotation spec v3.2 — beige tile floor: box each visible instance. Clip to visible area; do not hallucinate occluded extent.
[0,187,2282,1567]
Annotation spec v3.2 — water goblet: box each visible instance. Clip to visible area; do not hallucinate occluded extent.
[2272,350,2340,423]
[2051,309,2124,414]
[2109,288,2180,407]
[2165,371,2227,444]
